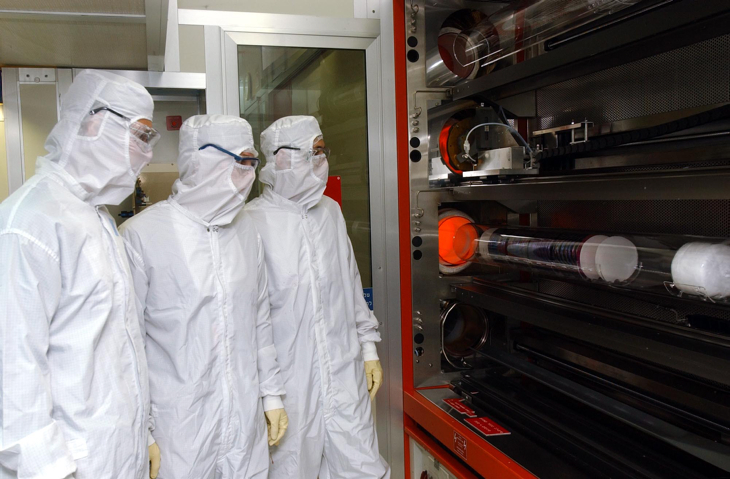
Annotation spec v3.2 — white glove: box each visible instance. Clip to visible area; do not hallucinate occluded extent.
[265,408,289,446]
[365,360,384,400]
[149,442,161,479]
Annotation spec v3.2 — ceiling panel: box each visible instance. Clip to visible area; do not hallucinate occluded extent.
[0,0,145,15]
[0,19,147,69]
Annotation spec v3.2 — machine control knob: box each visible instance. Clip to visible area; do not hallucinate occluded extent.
[414,347,424,357]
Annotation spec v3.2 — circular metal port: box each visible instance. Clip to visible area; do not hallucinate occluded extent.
[440,301,489,367]
[438,209,474,275]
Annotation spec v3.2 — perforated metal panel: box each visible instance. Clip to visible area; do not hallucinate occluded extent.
[537,278,730,323]
[536,200,730,237]
[536,35,730,130]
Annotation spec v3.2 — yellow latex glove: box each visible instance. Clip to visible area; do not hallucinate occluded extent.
[365,360,384,401]
[149,442,161,479]
[265,408,289,446]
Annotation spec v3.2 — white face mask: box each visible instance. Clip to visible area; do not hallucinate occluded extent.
[172,148,257,225]
[68,111,148,206]
[271,149,329,206]
[230,162,256,198]
[129,134,153,177]
[311,154,329,182]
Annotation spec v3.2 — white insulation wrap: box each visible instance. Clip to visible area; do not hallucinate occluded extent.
[671,242,730,300]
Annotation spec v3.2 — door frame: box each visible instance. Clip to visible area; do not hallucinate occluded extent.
[184,10,403,474]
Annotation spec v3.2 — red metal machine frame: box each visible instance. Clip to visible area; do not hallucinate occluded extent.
[393,2,534,477]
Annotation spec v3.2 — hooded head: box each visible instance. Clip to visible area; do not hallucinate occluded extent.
[171,115,258,225]
[44,69,155,206]
[259,116,329,210]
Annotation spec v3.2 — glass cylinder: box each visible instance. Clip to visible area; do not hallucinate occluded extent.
[449,224,730,302]
[453,0,642,71]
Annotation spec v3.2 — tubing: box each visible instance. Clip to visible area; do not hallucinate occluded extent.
[449,224,730,302]
[452,0,641,70]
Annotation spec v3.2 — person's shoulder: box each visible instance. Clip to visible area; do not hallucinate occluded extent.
[243,196,266,212]
[0,176,87,232]
[243,197,280,221]
[232,207,258,231]
[119,201,173,238]
[316,196,345,223]
[0,177,90,258]
[318,195,342,213]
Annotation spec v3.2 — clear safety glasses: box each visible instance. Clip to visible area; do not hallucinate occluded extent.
[89,106,161,148]
[273,145,330,170]
[198,143,260,169]
[274,145,331,159]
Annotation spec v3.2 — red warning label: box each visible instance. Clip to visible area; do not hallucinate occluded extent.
[443,398,477,417]
[465,417,511,436]
[453,431,468,460]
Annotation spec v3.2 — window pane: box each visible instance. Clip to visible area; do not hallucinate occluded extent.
[238,45,372,287]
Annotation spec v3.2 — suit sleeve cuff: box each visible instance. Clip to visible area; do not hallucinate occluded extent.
[262,395,284,412]
[148,431,156,447]
[361,341,380,362]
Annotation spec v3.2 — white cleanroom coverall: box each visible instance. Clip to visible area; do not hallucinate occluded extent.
[245,115,390,478]
[120,115,286,479]
[0,70,155,479]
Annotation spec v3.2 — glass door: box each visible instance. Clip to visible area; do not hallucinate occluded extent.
[237,44,373,288]
[200,16,401,474]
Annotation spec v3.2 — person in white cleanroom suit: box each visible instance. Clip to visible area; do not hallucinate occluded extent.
[245,115,390,479]
[120,115,288,479]
[0,70,160,479]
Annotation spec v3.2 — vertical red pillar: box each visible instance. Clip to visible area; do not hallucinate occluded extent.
[393,0,414,475]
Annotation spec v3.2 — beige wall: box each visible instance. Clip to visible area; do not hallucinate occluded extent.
[19,84,57,180]
[0,106,8,202]
[128,99,202,219]
[179,25,206,73]
[149,100,201,166]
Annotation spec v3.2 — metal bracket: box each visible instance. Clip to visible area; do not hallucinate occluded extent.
[18,68,56,83]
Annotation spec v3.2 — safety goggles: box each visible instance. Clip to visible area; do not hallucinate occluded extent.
[273,145,331,159]
[198,143,260,168]
[89,106,161,148]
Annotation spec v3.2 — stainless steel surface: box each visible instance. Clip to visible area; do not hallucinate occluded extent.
[0,9,146,22]
[428,156,452,182]
[144,0,171,72]
[407,2,467,387]
[374,0,405,472]
[462,146,534,177]
[449,167,730,201]
[452,2,730,103]
[404,0,730,474]
[72,69,206,89]
[531,122,585,137]
[535,34,730,131]
[1,68,23,195]
[481,345,730,472]
[179,9,381,37]
[411,191,455,386]
[463,167,539,178]
[203,25,224,115]
[149,94,199,102]
[163,0,180,72]
[456,281,730,387]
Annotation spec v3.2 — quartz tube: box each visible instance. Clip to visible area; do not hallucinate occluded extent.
[450,224,730,302]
